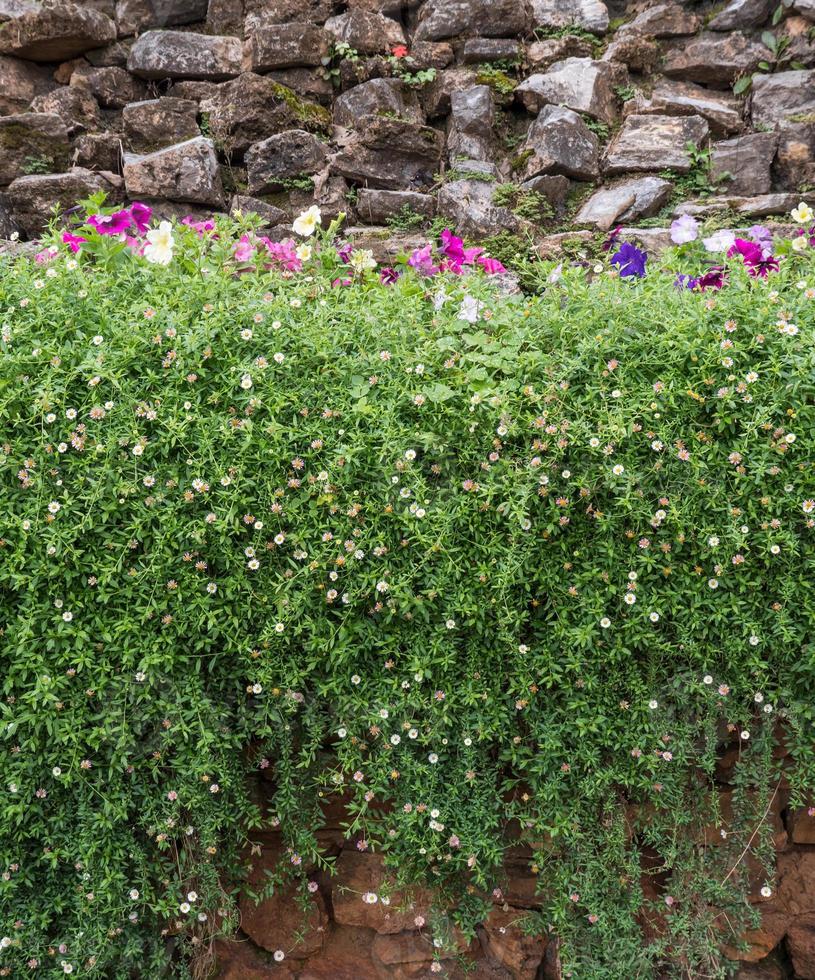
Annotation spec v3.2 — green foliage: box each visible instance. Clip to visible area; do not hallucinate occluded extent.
[20,155,54,175]
[733,25,806,93]
[387,56,437,88]
[582,115,611,141]
[660,144,726,200]
[614,84,637,102]
[385,205,429,232]
[492,183,555,224]
[474,65,517,99]
[1,218,815,979]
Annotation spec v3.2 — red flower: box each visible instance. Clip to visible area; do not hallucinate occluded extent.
[391,44,408,58]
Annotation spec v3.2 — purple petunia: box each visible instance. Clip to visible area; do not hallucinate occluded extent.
[610,242,647,278]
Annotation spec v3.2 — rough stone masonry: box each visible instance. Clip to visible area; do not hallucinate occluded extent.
[0,0,814,262]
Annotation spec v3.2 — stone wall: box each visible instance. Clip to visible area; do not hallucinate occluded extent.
[215,778,815,980]
[1,0,815,256]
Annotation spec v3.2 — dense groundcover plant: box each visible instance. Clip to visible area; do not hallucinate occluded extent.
[1,200,815,978]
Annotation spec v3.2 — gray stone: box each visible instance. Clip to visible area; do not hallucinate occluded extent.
[85,39,131,67]
[794,0,815,18]
[265,68,334,106]
[783,14,815,67]
[448,85,493,161]
[519,173,570,208]
[0,195,18,239]
[69,65,147,109]
[30,85,100,136]
[245,130,327,195]
[0,113,70,186]
[662,32,771,87]
[334,78,422,127]
[709,132,778,196]
[575,176,672,229]
[408,40,455,69]
[515,58,623,125]
[775,120,815,190]
[72,132,122,172]
[617,3,700,37]
[604,114,709,175]
[123,136,224,206]
[244,0,336,22]
[436,177,520,237]
[531,0,608,33]
[602,34,659,72]
[709,0,773,30]
[200,74,330,157]
[356,188,435,224]
[115,0,208,35]
[205,0,243,35]
[751,70,815,127]
[462,38,520,63]
[124,97,199,151]
[674,193,806,217]
[231,194,290,228]
[414,0,531,41]
[324,10,405,54]
[331,116,444,190]
[522,104,599,181]
[421,67,479,118]
[6,167,119,236]
[526,36,593,71]
[0,1,39,22]
[128,30,242,81]
[248,22,329,71]
[625,80,742,136]
[0,4,116,60]
[0,54,54,114]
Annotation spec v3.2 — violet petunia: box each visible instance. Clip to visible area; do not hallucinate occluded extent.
[674,273,699,290]
[610,242,647,278]
[380,266,399,285]
[408,243,439,276]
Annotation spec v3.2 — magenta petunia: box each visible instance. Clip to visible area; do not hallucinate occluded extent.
[128,201,152,234]
[62,231,86,253]
[477,256,506,275]
[88,210,132,235]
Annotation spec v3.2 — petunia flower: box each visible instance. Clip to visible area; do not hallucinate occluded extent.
[670,214,698,245]
[87,210,133,235]
[791,201,813,223]
[408,243,438,276]
[477,255,506,275]
[128,202,152,234]
[143,221,175,265]
[62,231,86,253]
[610,242,647,278]
[292,205,321,237]
[674,273,698,290]
[697,267,726,291]
[727,238,779,278]
[380,266,399,284]
[703,230,735,253]
[233,235,255,263]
